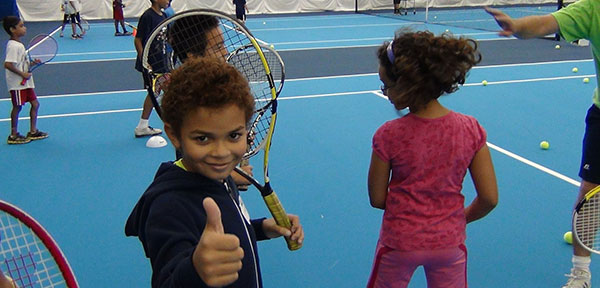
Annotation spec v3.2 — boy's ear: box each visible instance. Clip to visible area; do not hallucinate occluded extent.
[164,123,180,150]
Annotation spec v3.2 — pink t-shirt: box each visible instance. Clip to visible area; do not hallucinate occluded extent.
[372,111,486,251]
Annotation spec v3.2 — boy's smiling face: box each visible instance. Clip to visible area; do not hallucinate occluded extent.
[167,104,248,181]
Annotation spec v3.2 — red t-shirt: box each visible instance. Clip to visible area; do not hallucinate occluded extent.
[372,111,486,251]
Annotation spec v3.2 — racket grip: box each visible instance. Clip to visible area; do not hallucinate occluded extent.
[20,78,27,85]
[263,192,301,251]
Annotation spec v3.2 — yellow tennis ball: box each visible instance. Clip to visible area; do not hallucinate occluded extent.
[481,80,488,86]
[583,77,590,83]
[572,67,579,73]
[270,44,274,49]
[540,141,550,150]
[555,44,561,49]
[564,231,573,244]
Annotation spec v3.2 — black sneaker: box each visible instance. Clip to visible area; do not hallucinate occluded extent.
[7,133,31,144]
[27,130,49,141]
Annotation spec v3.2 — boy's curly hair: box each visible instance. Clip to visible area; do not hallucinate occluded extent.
[2,16,20,36]
[161,57,255,138]
[378,29,481,111]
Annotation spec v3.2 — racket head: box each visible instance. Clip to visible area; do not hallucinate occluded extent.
[27,34,58,70]
[0,200,78,287]
[573,185,600,254]
[81,19,90,31]
[141,9,278,156]
[257,44,285,96]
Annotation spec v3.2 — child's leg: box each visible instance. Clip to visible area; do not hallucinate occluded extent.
[423,245,467,288]
[367,242,417,288]
[10,105,22,136]
[28,99,40,133]
[120,20,127,32]
[114,19,120,33]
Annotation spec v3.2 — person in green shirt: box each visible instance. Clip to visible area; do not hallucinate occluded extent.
[486,1,600,287]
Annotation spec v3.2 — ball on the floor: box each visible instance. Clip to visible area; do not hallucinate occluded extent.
[482,80,488,86]
[555,44,561,49]
[583,77,590,83]
[540,141,550,150]
[564,231,573,244]
[572,67,579,73]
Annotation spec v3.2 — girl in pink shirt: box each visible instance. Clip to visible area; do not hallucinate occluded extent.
[367,29,498,288]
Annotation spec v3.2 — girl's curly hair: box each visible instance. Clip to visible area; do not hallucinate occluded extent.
[161,57,255,138]
[378,29,481,111]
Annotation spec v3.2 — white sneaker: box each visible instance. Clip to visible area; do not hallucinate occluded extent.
[563,268,591,288]
[134,126,162,138]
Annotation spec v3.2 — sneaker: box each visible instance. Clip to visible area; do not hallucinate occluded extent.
[60,31,64,37]
[115,32,122,36]
[27,130,48,141]
[134,126,162,138]
[562,268,591,288]
[71,34,78,39]
[123,31,132,35]
[7,133,31,145]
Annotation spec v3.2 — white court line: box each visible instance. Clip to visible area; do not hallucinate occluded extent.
[369,90,581,187]
[0,73,588,188]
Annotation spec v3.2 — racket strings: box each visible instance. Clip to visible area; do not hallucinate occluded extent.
[0,213,67,287]
[575,195,600,251]
[28,35,57,63]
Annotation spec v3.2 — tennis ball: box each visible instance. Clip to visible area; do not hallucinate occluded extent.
[555,44,561,49]
[564,231,573,244]
[540,141,550,150]
[481,80,488,86]
[270,44,274,49]
[584,77,590,83]
[262,21,266,25]
[572,67,579,73]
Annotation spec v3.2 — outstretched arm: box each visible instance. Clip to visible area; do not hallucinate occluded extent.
[485,7,559,39]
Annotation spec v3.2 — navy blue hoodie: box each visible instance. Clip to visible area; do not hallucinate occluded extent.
[125,162,267,288]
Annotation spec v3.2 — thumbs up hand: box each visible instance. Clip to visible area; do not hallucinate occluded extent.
[193,197,244,287]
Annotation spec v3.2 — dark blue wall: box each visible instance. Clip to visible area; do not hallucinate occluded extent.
[0,0,19,20]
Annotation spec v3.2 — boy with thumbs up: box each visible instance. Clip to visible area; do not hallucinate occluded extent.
[125,57,303,288]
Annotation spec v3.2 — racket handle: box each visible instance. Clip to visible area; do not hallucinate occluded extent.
[263,192,301,251]
[20,78,27,85]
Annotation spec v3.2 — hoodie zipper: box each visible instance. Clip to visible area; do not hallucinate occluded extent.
[225,182,260,288]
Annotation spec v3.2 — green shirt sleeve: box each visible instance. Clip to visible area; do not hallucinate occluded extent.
[551,0,593,42]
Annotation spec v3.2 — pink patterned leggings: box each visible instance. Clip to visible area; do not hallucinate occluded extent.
[367,242,467,288]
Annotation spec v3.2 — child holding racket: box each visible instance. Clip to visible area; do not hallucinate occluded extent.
[486,2,599,287]
[2,16,48,145]
[112,0,131,36]
[133,0,169,138]
[125,57,303,288]
[367,29,498,288]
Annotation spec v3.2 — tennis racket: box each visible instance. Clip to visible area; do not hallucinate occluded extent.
[142,9,299,250]
[232,43,285,188]
[573,185,600,254]
[0,200,79,287]
[80,18,90,32]
[20,34,57,85]
[124,22,137,36]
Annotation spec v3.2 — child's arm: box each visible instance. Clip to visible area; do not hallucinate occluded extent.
[465,145,498,223]
[368,151,390,209]
[192,198,244,287]
[4,62,30,81]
